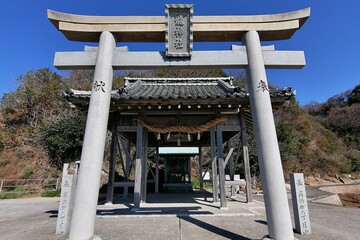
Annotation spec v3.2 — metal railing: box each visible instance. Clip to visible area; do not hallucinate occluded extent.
[0,178,60,195]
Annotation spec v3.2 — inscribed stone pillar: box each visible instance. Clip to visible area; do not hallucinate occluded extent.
[68,31,116,240]
[243,30,294,240]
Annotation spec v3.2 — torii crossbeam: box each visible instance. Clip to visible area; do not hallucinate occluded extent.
[49,5,310,240]
[54,45,305,70]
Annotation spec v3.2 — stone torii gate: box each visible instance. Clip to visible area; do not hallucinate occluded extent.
[48,5,310,240]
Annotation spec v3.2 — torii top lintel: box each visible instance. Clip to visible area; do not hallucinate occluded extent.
[47,7,310,43]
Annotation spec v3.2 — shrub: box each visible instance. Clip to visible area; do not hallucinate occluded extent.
[23,167,33,179]
[42,190,60,197]
[313,158,327,170]
[15,148,24,156]
[51,172,59,178]
[351,157,360,172]
[276,123,299,161]
[340,162,352,174]
[192,179,200,188]
[40,113,86,168]
[0,193,20,199]
[0,140,4,151]
[191,179,212,189]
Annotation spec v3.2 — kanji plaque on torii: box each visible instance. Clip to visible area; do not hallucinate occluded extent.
[165,4,193,57]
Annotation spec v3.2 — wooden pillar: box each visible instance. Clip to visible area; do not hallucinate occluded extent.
[227,141,236,196]
[123,137,132,198]
[133,121,143,210]
[0,179,3,193]
[164,158,168,183]
[155,144,159,193]
[210,127,219,202]
[117,134,129,198]
[198,143,203,192]
[216,124,227,209]
[188,157,192,183]
[240,109,253,202]
[228,142,235,180]
[141,129,148,202]
[106,128,117,204]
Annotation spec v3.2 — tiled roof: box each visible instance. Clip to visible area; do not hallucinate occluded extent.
[65,77,294,108]
[119,77,248,100]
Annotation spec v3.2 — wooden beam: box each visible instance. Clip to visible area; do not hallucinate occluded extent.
[113,182,135,187]
[118,136,134,169]
[216,124,227,209]
[147,162,156,180]
[141,129,148,202]
[116,135,126,177]
[198,144,203,192]
[223,147,234,167]
[210,127,219,202]
[106,129,117,204]
[133,122,143,209]
[225,145,236,197]
[224,180,246,186]
[202,163,211,179]
[118,134,131,197]
[222,126,241,132]
[117,126,137,132]
[155,144,159,193]
[241,109,253,202]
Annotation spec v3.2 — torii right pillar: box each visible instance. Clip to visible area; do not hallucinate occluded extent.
[244,30,294,240]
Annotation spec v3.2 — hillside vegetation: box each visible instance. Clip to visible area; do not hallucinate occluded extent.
[0,68,359,181]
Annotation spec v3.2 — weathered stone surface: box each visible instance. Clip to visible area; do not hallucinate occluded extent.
[56,174,77,235]
[290,173,311,235]
[68,31,116,240]
[165,4,193,57]
[244,30,294,240]
[54,49,305,70]
[48,8,310,42]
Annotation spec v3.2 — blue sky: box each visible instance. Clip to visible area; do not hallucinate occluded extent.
[1,0,359,105]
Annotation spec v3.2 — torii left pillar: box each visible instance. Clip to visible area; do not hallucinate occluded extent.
[69,31,116,240]
[244,30,293,240]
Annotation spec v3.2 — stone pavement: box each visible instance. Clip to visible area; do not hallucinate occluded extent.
[0,189,360,240]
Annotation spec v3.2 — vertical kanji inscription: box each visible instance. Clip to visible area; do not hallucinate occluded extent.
[166,4,193,57]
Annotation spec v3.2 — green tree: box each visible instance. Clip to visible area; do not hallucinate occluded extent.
[349,84,360,105]
[39,112,86,168]
[1,68,64,127]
